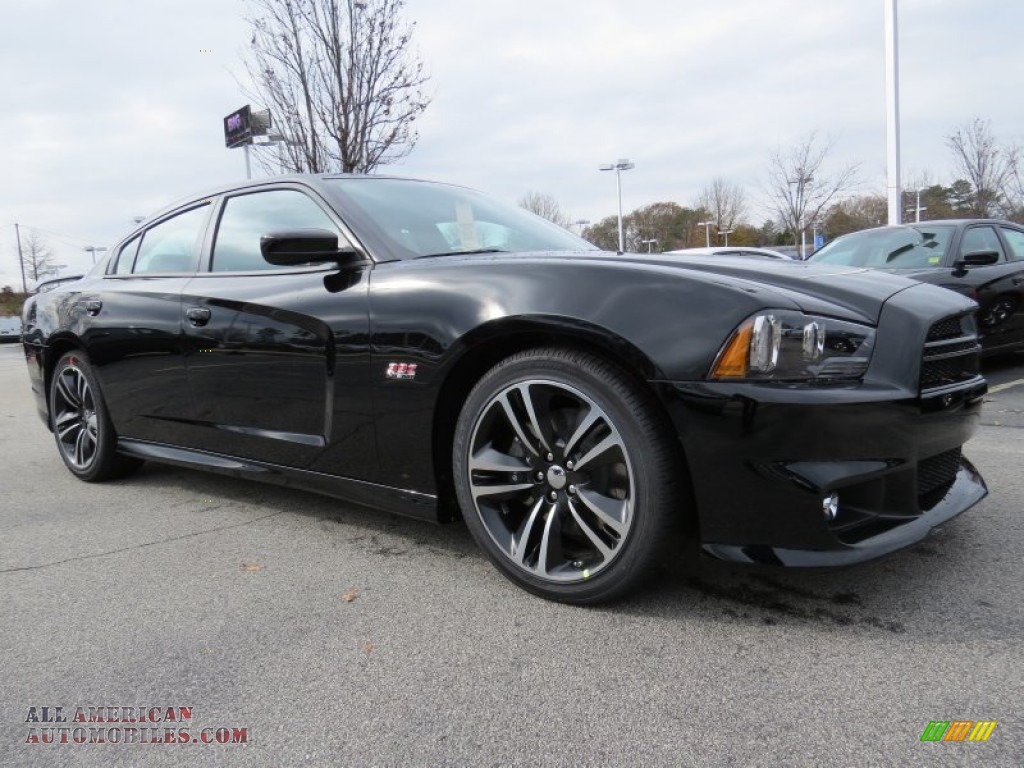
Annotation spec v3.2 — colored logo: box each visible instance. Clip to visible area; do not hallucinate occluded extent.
[920,720,997,742]
[385,362,417,380]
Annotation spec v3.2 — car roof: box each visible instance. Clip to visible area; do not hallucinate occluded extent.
[127,173,461,237]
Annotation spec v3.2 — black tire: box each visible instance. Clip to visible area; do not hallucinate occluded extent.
[453,348,687,604]
[49,351,143,482]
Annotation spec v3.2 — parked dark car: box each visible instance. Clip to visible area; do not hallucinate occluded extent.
[21,176,988,603]
[809,220,1024,355]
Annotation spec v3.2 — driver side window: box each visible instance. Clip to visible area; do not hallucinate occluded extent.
[960,226,1005,262]
[212,189,343,272]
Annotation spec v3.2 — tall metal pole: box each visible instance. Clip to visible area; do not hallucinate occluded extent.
[244,144,252,180]
[697,221,714,247]
[14,223,27,293]
[600,160,634,253]
[914,188,926,222]
[885,0,902,225]
[615,169,624,253]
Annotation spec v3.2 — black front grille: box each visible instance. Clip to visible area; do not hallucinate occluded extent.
[920,357,976,389]
[919,314,981,393]
[927,317,964,341]
[917,447,961,502]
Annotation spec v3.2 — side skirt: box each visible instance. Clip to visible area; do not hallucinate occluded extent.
[117,438,441,523]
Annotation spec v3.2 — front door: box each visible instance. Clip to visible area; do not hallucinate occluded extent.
[179,186,375,476]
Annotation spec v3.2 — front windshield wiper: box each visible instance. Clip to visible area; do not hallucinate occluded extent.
[418,248,508,259]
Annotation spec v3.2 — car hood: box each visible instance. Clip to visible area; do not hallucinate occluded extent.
[498,252,929,325]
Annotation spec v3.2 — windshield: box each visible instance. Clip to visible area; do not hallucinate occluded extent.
[325,177,596,260]
[809,225,955,269]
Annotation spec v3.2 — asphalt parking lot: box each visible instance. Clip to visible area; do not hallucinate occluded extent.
[0,341,1021,767]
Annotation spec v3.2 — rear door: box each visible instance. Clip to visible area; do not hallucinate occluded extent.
[179,184,376,475]
[84,201,211,443]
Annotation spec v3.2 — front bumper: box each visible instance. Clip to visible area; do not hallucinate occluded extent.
[656,284,988,567]
[701,459,986,566]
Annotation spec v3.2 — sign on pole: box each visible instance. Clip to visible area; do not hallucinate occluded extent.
[224,105,253,148]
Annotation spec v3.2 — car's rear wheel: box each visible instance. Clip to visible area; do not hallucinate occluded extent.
[453,348,685,604]
[50,351,142,482]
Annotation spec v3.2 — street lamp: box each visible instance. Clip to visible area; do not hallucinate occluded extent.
[84,246,108,264]
[719,229,734,246]
[599,159,634,253]
[908,189,927,223]
[641,238,658,253]
[696,220,716,248]
[788,175,813,258]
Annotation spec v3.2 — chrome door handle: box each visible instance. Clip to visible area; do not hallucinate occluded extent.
[85,300,103,316]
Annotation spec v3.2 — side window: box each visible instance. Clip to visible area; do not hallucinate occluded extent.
[212,189,341,272]
[113,236,141,275]
[133,205,209,275]
[960,226,1005,262]
[999,226,1024,261]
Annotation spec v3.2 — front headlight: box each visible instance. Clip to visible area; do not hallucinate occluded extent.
[710,310,875,381]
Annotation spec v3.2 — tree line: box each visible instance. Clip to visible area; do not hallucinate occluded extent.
[523,119,1024,253]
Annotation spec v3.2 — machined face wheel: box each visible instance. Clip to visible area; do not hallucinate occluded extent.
[466,378,634,583]
[52,361,100,470]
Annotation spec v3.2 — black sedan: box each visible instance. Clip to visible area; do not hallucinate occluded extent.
[808,219,1024,355]
[21,176,988,603]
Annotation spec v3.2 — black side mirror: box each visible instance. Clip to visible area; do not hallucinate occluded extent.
[260,229,359,266]
[952,249,999,276]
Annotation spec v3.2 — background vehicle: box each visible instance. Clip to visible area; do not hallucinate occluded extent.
[665,246,795,260]
[0,315,21,342]
[20,176,988,603]
[809,220,1024,355]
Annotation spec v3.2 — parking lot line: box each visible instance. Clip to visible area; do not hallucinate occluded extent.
[988,377,1024,394]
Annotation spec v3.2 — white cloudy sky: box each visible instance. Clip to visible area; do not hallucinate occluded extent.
[1,0,1021,286]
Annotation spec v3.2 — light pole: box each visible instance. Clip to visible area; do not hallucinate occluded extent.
[599,159,634,253]
[84,246,108,265]
[909,189,927,222]
[788,175,813,258]
[719,229,734,246]
[696,220,715,248]
[641,238,658,253]
[885,0,902,225]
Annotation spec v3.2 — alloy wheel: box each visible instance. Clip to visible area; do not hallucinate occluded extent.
[53,362,100,470]
[466,379,634,583]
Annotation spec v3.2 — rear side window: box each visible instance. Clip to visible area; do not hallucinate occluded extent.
[132,205,210,275]
[999,226,1024,261]
[211,189,341,272]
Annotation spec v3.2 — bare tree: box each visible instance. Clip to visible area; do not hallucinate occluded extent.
[696,178,747,234]
[764,131,858,252]
[947,118,1018,217]
[243,0,430,174]
[518,191,571,228]
[22,230,58,284]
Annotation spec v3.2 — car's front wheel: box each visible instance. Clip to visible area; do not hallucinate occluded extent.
[453,348,685,604]
[50,351,142,482]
